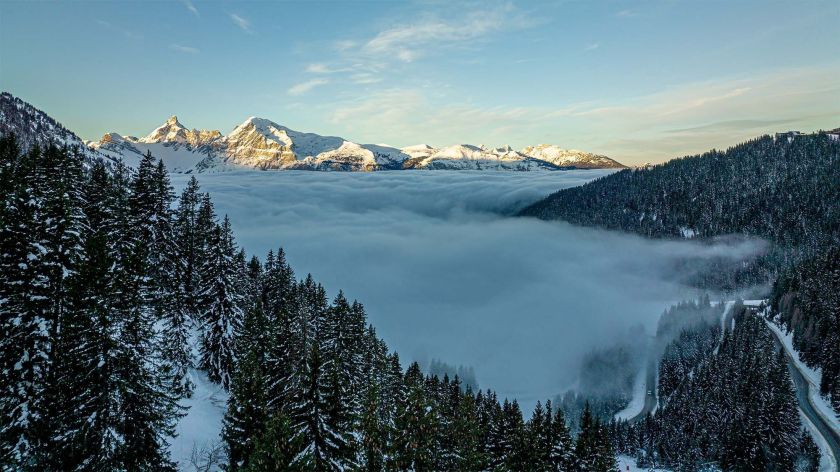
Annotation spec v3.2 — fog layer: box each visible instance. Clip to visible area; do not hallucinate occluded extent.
[171,170,762,407]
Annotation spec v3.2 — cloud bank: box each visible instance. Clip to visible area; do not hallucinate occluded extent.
[172,170,764,408]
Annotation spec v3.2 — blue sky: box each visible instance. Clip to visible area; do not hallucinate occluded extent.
[1,0,838,164]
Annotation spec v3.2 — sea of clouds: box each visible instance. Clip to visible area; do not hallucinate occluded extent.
[171,169,764,409]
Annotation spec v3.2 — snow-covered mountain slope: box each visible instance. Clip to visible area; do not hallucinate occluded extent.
[91,134,212,172]
[520,144,624,169]
[0,92,115,167]
[221,117,409,170]
[401,144,568,170]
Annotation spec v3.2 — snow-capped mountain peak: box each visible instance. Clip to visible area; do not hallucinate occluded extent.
[140,115,188,143]
[140,115,222,148]
[224,117,297,168]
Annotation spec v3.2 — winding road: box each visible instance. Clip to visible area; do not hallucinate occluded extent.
[764,318,840,471]
[629,355,658,423]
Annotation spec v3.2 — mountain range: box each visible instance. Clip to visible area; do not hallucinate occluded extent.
[1,92,624,172]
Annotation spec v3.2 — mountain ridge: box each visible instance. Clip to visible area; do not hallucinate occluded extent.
[92,114,625,172]
[0,91,625,172]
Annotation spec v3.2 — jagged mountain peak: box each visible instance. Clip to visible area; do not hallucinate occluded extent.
[101,132,125,143]
[139,115,221,147]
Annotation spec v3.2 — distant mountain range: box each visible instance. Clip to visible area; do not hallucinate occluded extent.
[0,92,624,172]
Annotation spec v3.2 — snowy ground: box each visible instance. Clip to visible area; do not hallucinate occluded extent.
[171,369,228,471]
[616,456,674,471]
[168,170,763,414]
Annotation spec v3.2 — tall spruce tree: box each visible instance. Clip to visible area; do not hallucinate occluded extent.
[199,215,244,389]
[0,143,51,467]
[114,150,183,469]
[150,159,194,398]
[391,362,437,471]
[223,303,269,471]
[174,176,202,318]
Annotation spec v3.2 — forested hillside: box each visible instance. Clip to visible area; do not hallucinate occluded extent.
[0,134,621,470]
[520,131,840,423]
[520,133,839,253]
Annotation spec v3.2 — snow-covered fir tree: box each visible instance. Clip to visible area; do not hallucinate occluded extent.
[198,215,244,389]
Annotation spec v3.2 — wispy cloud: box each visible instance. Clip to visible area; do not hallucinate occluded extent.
[307,63,332,74]
[351,73,382,85]
[288,78,329,96]
[290,3,536,99]
[585,42,600,51]
[230,13,252,33]
[170,43,200,54]
[334,40,357,51]
[95,19,143,40]
[306,63,352,74]
[182,0,199,16]
[616,9,637,18]
[361,3,535,63]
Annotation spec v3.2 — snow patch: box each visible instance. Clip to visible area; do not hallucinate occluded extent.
[616,455,674,471]
[171,369,228,471]
[679,227,696,238]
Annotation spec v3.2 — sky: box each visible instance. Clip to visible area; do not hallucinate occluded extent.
[1,0,838,165]
[168,169,766,410]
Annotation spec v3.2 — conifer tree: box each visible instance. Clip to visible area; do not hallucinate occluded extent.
[452,385,482,471]
[501,399,529,471]
[199,215,244,389]
[0,143,47,466]
[574,402,599,470]
[174,176,202,318]
[527,400,552,470]
[52,227,119,470]
[358,382,386,471]
[547,400,574,471]
[391,362,437,471]
[289,343,334,470]
[114,151,183,469]
[262,251,298,415]
[150,159,194,398]
[245,413,302,472]
[223,304,268,470]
